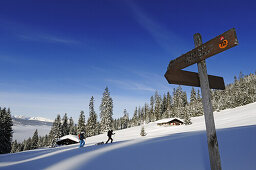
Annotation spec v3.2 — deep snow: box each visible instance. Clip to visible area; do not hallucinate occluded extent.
[1,102,256,170]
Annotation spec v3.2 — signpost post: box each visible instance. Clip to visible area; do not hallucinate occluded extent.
[165,28,238,170]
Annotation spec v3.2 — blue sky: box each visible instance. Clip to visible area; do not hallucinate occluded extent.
[0,0,255,121]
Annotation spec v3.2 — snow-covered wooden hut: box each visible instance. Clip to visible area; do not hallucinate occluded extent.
[56,135,80,146]
[156,118,184,126]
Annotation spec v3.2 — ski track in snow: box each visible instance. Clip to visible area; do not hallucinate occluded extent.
[46,139,148,170]
[0,145,77,167]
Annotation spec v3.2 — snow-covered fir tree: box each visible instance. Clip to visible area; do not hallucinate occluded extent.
[131,107,138,127]
[137,106,141,123]
[173,87,185,118]
[162,94,168,118]
[61,113,69,136]
[31,129,39,149]
[140,125,147,136]
[162,92,172,118]
[49,114,62,147]
[144,103,150,123]
[100,87,113,132]
[121,109,129,129]
[68,117,76,135]
[0,108,13,154]
[42,135,48,147]
[210,72,256,111]
[38,136,44,148]
[154,91,162,121]
[184,106,192,125]
[189,87,197,116]
[11,140,18,153]
[140,106,145,123]
[77,111,86,134]
[195,90,203,116]
[24,137,32,151]
[149,95,155,122]
[86,96,98,137]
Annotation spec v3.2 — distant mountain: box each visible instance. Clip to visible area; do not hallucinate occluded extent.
[12,115,53,126]
[28,116,53,122]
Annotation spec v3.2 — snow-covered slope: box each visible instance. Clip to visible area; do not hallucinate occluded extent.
[1,103,256,170]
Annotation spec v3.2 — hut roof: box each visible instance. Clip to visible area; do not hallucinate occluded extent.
[56,135,79,145]
[156,118,183,124]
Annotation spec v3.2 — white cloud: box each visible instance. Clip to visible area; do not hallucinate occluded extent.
[107,68,171,93]
[0,19,79,45]
[126,1,186,56]
[19,34,78,44]
[107,79,155,92]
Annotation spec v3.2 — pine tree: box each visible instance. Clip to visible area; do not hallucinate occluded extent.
[132,107,138,127]
[0,108,13,154]
[190,87,197,104]
[144,103,150,123]
[162,91,172,118]
[140,106,145,123]
[195,89,203,116]
[31,129,39,149]
[140,126,147,136]
[49,114,62,147]
[77,111,86,135]
[100,87,113,132]
[11,140,18,153]
[162,94,167,118]
[17,141,24,152]
[137,106,141,124]
[87,96,98,137]
[154,91,162,120]
[95,122,101,135]
[68,117,76,135]
[24,137,32,150]
[173,87,181,118]
[190,87,197,116]
[121,109,129,129]
[149,95,155,121]
[61,113,69,136]
[184,106,192,125]
[43,134,49,147]
[39,136,45,148]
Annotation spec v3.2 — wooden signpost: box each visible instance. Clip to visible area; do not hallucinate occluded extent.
[165,28,238,90]
[165,28,238,170]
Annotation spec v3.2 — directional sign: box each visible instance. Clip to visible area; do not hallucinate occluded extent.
[167,28,238,71]
[164,70,225,90]
[165,28,238,90]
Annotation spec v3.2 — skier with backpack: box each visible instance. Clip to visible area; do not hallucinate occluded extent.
[78,132,85,148]
[105,130,115,144]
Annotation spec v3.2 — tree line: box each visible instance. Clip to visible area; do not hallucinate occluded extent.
[0,108,13,154]
[4,72,256,154]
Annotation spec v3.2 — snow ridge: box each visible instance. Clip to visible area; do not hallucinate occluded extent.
[13,115,53,122]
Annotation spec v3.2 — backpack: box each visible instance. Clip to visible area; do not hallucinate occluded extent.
[107,130,112,137]
[79,133,85,140]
